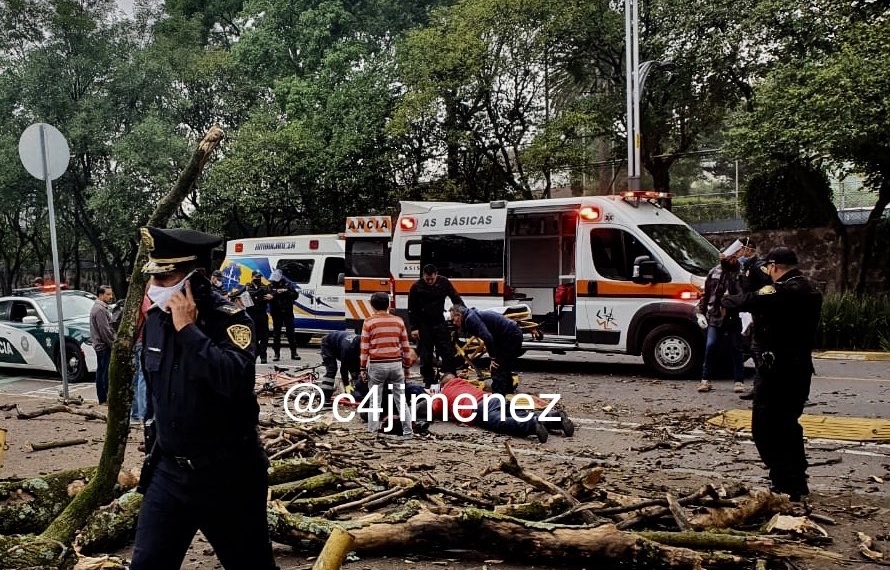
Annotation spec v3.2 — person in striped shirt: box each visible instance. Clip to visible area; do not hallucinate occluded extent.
[360,292,414,437]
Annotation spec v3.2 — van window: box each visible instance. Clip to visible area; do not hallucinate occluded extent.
[346,238,390,278]
[277,259,315,284]
[590,228,655,281]
[321,257,346,286]
[638,224,719,277]
[421,233,504,279]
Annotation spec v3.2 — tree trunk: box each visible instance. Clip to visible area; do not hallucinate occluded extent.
[75,489,144,555]
[39,126,225,545]
[855,179,890,294]
[0,467,97,535]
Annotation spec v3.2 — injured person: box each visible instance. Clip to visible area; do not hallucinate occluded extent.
[415,373,574,443]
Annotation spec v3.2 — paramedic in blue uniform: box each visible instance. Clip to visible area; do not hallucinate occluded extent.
[448,304,523,396]
[319,330,361,401]
[131,226,277,570]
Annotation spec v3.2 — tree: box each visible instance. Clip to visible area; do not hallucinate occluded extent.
[727,12,890,292]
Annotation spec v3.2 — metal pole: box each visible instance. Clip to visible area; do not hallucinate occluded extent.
[624,0,633,192]
[735,159,739,219]
[39,124,69,401]
[630,0,641,190]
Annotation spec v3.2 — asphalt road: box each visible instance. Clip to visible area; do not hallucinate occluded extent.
[2,350,888,501]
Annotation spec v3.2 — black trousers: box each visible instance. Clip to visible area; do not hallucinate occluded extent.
[271,310,296,357]
[130,452,277,570]
[490,331,524,396]
[751,360,812,496]
[417,321,456,385]
[247,309,269,361]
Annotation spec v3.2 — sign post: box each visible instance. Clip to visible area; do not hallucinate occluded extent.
[18,123,72,401]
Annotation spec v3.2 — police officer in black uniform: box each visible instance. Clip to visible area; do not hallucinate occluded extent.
[246,270,273,364]
[408,264,463,387]
[735,238,772,400]
[269,270,300,362]
[131,226,277,570]
[721,246,822,501]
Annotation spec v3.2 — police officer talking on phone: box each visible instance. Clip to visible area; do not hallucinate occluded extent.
[131,226,277,570]
[721,246,822,501]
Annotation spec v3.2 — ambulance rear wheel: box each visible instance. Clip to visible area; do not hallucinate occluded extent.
[294,333,312,347]
[642,324,701,379]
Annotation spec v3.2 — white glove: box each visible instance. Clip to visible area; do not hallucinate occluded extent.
[696,314,708,330]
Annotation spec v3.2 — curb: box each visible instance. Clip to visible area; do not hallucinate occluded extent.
[814,351,890,361]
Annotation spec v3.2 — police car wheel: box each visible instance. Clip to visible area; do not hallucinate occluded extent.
[56,340,87,383]
[641,324,701,379]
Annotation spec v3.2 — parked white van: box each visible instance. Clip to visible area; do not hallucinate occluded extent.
[221,235,347,344]
[389,193,720,378]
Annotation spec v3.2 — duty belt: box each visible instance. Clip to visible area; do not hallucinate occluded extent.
[160,435,253,470]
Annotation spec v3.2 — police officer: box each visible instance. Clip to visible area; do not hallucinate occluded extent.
[246,270,273,364]
[735,238,772,400]
[449,304,523,396]
[131,226,277,570]
[721,246,822,501]
[268,269,300,361]
[408,264,463,387]
[210,270,226,294]
[319,330,361,401]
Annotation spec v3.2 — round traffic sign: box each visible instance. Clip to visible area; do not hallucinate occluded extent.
[18,123,70,181]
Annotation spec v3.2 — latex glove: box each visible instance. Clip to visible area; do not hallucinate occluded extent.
[696,314,708,330]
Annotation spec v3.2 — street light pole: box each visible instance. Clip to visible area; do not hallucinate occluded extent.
[624,0,635,192]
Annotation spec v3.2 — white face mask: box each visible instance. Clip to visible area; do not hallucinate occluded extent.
[148,273,191,310]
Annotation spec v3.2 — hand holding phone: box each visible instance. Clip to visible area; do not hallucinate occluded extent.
[168,280,198,331]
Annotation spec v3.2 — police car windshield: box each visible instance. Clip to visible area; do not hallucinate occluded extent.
[34,294,95,323]
[638,224,719,277]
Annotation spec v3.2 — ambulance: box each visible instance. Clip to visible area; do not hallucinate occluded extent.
[342,215,394,332]
[389,192,721,378]
[221,235,347,343]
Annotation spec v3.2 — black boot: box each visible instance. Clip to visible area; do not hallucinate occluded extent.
[273,351,280,362]
[558,409,575,437]
[534,420,549,443]
[291,351,301,361]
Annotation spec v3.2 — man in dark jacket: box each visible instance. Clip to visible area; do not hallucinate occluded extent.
[245,270,273,364]
[131,226,277,570]
[319,330,361,401]
[408,264,463,387]
[268,269,300,362]
[722,246,822,501]
[696,255,745,394]
[735,238,772,400]
[449,304,523,396]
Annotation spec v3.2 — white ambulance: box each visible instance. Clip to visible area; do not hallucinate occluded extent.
[389,192,720,378]
[221,235,347,343]
[342,215,394,332]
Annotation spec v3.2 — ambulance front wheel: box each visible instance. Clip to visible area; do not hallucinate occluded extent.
[641,324,702,379]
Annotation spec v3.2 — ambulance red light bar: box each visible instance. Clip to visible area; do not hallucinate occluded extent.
[399,216,417,230]
[579,206,601,221]
[234,242,244,253]
[621,190,672,199]
[310,239,319,250]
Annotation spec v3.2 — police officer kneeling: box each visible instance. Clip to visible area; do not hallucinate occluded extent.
[721,246,822,502]
[131,226,277,570]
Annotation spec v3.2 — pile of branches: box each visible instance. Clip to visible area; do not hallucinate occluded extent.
[0,428,846,570]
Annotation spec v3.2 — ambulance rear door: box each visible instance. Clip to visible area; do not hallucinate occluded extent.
[344,216,393,332]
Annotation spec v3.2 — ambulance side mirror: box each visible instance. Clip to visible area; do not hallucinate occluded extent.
[632,256,669,284]
[337,273,345,285]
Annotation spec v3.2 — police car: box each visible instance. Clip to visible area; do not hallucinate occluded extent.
[0,288,99,382]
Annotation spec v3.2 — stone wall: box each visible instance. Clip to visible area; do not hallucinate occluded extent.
[701,225,890,295]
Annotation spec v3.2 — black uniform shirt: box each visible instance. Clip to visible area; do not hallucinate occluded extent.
[142,292,259,458]
[408,276,463,328]
[722,268,822,358]
[246,283,272,314]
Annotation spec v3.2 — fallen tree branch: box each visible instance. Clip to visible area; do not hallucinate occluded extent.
[312,526,355,570]
[639,530,844,562]
[16,405,106,422]
[269,469,359,500]
[30,439,89,452]
[666,492,692,531]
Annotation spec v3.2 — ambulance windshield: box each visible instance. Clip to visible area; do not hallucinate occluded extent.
[638,224,719,277]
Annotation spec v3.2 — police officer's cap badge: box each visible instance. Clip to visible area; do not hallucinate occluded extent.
[757,285,776,295]
[227,324,252,349]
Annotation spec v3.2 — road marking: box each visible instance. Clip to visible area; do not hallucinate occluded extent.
[814,375,890,383]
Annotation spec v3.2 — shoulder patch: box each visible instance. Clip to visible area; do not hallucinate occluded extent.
[217,304,242,315]
[757,285,776,295]
[226,324,252,350]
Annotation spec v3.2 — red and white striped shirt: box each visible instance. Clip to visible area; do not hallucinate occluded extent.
[360,312,412,369]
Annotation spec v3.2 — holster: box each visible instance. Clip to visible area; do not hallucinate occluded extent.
[136,420,158,495]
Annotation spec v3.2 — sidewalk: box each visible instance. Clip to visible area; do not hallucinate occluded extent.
[814,350,890,361]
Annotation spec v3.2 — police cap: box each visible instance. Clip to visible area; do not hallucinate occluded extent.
[140,226,223,274]
[252,270,263,279]
[765,246,798,266]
